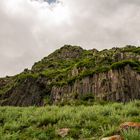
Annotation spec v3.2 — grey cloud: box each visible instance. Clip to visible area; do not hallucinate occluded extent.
[0,0,140,76]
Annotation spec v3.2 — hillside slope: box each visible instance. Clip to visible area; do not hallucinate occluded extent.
[0,45,140,106]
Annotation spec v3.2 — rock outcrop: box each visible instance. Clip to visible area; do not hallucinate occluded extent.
[57,128,70,138]
[101,122,140,140]
[101,135,123,140]
[120,122,140,130]
[0,77,50,106]
[0,45,140,106]
[51,65,140,103]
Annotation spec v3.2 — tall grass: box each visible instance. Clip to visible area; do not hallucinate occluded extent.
[121,129,140,140]
[0,100,140,139]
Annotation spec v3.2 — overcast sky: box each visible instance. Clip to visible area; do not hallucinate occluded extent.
[0,0,140,77]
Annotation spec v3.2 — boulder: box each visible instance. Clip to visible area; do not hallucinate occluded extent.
[120,122,140,130]
[57,128,70,137]
[101,135,123,140]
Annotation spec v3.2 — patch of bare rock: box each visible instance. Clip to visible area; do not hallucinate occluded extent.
[57,128,70,137]
[101,122,140,140]
[101,135,123,140]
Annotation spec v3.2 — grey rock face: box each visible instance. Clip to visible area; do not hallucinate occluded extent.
[0,45,140,106]
[51,66,140,103]
[0,77,50,106]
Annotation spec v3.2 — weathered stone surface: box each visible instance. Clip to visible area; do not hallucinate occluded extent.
[0,45,140,106]
[47,45,83,60]
[101,135,123,140]
[51,66,140,103]
[0,77,50,106]
[57,128,70,137]
[120,122,140,130]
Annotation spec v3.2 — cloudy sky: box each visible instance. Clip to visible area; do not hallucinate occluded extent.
[0,0,140,77]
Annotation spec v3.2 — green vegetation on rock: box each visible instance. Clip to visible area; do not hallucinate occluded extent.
[111,60,140,70]
[22,45,140,86]
[0,45,140,105]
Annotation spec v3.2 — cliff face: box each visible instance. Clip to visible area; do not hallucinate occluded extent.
[0,78,44,106]
[0,45,140,106]
[51,66,140,103]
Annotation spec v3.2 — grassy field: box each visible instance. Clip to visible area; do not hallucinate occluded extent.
[0,101,140,140]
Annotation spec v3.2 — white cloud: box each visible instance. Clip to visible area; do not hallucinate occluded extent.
[0,0,140,76]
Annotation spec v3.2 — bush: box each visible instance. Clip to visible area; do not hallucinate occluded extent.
[80,93,94,101]
[133,47,140,54]
[111,60,140,70]
[16,73,38,82]
[76,58,95,68]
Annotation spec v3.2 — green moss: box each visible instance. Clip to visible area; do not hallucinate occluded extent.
[76,58,95,68]
[16,73,38,82]
[111,60,140,70]
[82,50,95,58]
[0,77,17,95]
[50,81,67,87]
[121,45,137,52]
[0,85,12,95]
[41,69,60,78]
[94,66,110,73]
[67,76,77,85]
[78,66,110,79]
[121,45,140,54]
[80,93,94,101]
[79,69,94,78]
[41,68,70,81]
[133,47,140,54]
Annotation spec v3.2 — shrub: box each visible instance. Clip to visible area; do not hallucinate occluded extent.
[133,47,140,54]
[76,58,95,68]
[111,60,140,70]
[80,93,94,101]
[94,66,110,73]
[16,73,38,82]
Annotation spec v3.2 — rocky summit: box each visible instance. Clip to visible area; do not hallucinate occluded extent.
[0,45,140,106]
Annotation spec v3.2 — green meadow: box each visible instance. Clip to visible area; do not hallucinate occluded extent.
[0,101,140,140]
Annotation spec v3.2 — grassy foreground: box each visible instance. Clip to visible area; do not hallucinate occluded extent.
[0,101,140,140]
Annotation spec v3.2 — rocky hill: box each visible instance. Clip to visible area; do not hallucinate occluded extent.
[0,45,140,106]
